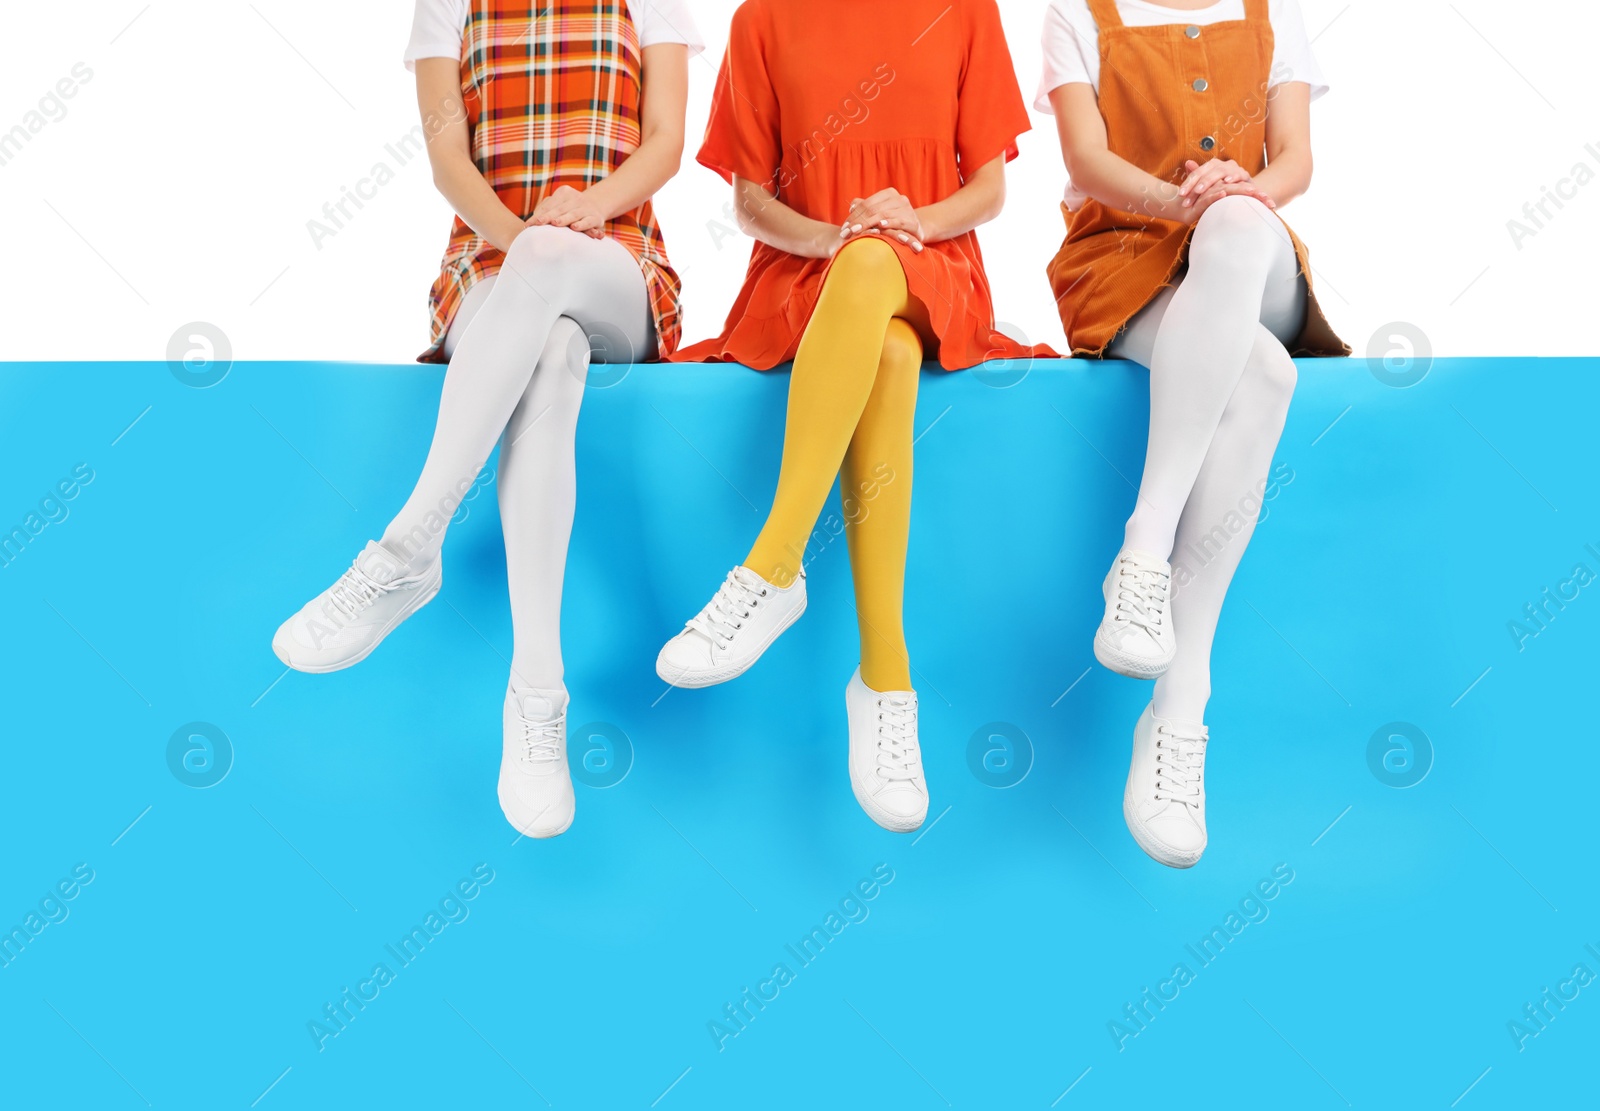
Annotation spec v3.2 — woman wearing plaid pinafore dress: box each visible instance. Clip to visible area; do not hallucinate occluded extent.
[272,0,703,839]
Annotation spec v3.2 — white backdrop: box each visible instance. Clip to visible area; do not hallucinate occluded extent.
[1,0,1594,363]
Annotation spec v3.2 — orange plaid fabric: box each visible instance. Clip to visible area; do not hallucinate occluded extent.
[419,0,683,362]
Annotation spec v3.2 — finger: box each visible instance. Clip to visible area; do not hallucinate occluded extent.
[1179,160,1216,195]
[877,215,922,237]
[1187,169,1228,202]
[851,206,889,230]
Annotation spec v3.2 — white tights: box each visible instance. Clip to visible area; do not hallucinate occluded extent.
[1110,195,1307,724]
[382,226,655,691]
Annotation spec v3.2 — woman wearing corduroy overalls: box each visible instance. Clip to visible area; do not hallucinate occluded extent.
[1040,0,1349,867]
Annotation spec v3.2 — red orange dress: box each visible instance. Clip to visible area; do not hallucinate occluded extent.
[674,0,1058,370]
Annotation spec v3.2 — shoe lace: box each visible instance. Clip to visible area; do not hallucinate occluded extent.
[520,713,565,765]
[1112,557,1169,637]
[875,694,920,783]
[687,570,769,650]
[1154,722,1207,808]
[327,562,390,623]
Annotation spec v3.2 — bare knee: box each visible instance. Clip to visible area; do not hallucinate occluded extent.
[1189,195,1287,277]
[826,235,903,291]
[878,319,923,376]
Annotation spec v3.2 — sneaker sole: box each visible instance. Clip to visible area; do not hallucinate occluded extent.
[498,783,575,840]
[1122,789,1203,869]
[849,771,927,833]
[1094,629,1174,680]
[274,571,442,675]
[655,596,807,689]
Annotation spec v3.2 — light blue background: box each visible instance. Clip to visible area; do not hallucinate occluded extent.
[0,356,1594,1109]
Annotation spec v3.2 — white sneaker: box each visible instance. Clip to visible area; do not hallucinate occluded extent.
[1123,704,1208,868]
[499,687,575,839]
[655,566,806,688]
[1094,550,1175,679]
[845,668,928,833]
[273,541,441,673]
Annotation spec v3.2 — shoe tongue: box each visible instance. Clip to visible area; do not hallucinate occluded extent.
[357,542,405,584]
[731,565,769,591]
[514,689,565,721]
[1122,551,1170,575]
[1151,707,1205,737]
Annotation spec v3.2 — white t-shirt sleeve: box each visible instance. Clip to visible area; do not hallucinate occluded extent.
[404,0,468,72]
[1035,0,1099,113]
[637,0,706,57]
[1268,0,1329,100]
[403,0,704,72]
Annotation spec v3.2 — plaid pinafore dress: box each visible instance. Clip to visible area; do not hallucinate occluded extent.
[419,0,683,362]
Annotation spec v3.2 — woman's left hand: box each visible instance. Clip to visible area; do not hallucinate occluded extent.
[842,189,925,252]
[1177,158,1254,207]
[530,185,607,237]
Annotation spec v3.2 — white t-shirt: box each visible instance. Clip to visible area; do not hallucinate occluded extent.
[404,0,705,71]
[1034,0,1328,111]
[1035,0,1327,208]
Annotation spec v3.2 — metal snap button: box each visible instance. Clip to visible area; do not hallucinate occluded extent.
[1192,78,1209,92]
[1199,136,1216,151]
[1185,25,1201,38]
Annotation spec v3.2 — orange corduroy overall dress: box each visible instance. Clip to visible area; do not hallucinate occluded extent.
[419,0,683,363]
[1046,0,1347,358]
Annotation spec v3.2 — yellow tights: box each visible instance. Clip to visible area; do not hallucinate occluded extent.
[744,237,923,692]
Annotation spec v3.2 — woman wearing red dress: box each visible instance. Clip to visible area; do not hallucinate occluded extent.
[655,0,1051,832]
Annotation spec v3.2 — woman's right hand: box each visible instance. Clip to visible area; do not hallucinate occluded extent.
[1180,178,1279,223]
[1178,158,1252,205]
[529,186,607,237]
[842,190,926,252]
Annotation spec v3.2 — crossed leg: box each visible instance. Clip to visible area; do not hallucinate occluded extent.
[1110,195,1306,722]
[744,236,925,692]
